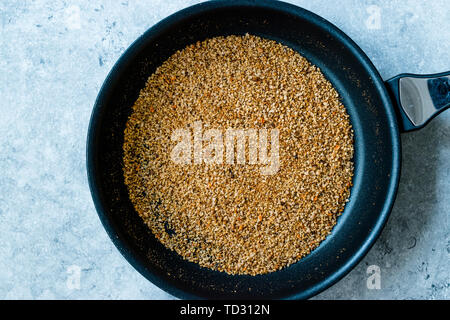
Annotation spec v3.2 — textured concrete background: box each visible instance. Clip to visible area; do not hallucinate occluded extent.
[0,0,448,299]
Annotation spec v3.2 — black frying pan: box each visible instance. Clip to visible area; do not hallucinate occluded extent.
[86,0,449,299]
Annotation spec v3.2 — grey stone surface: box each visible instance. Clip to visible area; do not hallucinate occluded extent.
[0,0,448,299]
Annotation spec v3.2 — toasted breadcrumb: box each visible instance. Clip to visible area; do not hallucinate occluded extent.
[123,34,354,275]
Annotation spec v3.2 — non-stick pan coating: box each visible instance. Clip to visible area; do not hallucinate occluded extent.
[87,0,400,299]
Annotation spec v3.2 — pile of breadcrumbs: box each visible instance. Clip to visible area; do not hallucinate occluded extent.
[123,34,354,275]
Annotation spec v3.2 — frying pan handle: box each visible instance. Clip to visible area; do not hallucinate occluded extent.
[385,71,450,132]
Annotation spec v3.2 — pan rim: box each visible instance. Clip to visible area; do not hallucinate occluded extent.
[86,0,401,299]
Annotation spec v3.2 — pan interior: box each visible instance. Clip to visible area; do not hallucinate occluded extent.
[88,1,400,299]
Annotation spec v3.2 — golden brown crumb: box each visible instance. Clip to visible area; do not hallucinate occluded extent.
[123,34,354,275]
